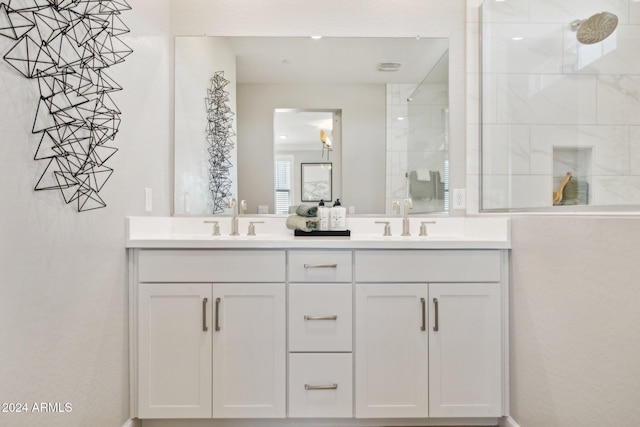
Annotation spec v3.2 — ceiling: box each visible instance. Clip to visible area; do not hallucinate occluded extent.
[227,36,449,84]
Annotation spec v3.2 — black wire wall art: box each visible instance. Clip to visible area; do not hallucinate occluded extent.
[0,0,133,212]
[205,71,235,214]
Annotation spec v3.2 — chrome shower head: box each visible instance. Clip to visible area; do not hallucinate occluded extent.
[571,12,619,45]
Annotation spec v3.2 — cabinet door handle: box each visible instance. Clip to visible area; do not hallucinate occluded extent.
[304,315,338,321]
[420,297,426,331]
[215,297,221,331]
[303,264,338,269]
[202,298,208,332]
[305,383,338,390]
[433,298,439,332]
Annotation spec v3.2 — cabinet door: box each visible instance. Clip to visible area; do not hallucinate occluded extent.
[212,284,286,418]
[355,284,429,418]
[429,283,502,417]
[138,283,212,419]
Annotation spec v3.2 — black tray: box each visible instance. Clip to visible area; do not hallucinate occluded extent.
[294,229,351,237]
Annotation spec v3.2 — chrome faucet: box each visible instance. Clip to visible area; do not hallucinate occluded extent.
[402,197,413,236]
[228,198,239,236]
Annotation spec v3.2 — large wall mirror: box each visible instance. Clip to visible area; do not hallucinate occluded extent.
[174,36,449,215]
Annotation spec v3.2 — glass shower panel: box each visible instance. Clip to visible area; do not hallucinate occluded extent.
[480,0,640,211]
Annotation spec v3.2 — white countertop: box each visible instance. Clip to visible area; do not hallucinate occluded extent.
[126,216,511,250]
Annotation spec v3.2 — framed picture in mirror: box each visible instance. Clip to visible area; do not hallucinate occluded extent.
[301,163,332,202]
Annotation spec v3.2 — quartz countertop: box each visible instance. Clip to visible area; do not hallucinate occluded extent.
[126,216,511,250]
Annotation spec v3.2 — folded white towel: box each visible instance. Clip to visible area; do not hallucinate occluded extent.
[416,169,430,181]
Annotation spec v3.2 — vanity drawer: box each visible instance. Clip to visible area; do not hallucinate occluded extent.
[137,249,285,283]
[355,250,501,283]
[288,250,352,282]
[288,353,353,418]
[289,283,352,352]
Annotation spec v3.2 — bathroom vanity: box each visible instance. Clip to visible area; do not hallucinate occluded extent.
[126,216,510,426]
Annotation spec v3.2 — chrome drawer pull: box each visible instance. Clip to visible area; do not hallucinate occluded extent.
[303,264,338,269]
[304,315,338,321]
[305,383,338,390]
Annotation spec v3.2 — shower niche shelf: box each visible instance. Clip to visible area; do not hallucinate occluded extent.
[552,146,592,206]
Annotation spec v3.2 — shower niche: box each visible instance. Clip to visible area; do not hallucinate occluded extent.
[552,146,592,206]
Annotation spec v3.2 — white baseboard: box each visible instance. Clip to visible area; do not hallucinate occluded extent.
[500,416,521,427]
[122,418,139,427]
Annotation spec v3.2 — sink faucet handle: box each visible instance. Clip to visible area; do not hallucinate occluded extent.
[419,221,436,236]
[248,221,264,236]
[240,200,247,215]
[404,197,413,210]
[375,221,392,237]
[203,220,220,236]
[392,200,401,215]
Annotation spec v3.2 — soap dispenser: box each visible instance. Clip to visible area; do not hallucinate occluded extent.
[330,198,347,231]
[318,199,330,231]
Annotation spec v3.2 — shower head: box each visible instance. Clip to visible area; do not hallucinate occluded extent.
[571,12,619,45]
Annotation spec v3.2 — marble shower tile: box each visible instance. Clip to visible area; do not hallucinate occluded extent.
[629,126,640,175]
[480,73,497,124]
[530,125,629,175]
[597,75,640,125]
[495,73,597,124]
[482,174,550,209]
[482,23,564,74]
[591,176,640,204]
[631,1,640,24]
[564,26,640,75]
[481,0,530,23]
[511,175,552,208]
[482,124,531,175]
[529,0,629,24]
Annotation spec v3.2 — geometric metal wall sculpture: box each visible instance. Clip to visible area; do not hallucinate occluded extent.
[0,0,133,211]
[205,71,235,214]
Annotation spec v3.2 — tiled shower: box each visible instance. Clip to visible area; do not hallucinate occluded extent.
[481,0,640,209]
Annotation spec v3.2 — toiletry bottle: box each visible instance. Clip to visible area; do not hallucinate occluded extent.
[318,199,330,231]
[330,198,347,231]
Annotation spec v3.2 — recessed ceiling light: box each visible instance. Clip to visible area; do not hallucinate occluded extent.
[512,37,524,41]
[397,117,405,121]
[280,135,287,139]
[310,35,322,40]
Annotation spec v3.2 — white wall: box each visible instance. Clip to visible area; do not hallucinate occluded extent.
[0,1,172,426]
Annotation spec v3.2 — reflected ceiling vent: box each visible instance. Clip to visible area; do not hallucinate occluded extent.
[377,62,402,72]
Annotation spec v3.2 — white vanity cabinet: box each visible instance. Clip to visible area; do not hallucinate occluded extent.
[355,284,429,418]
[287,250,354,418]
[127,227,510,426]
[354,250,505,419]
[131,249,286,419]
[137,283,212,419]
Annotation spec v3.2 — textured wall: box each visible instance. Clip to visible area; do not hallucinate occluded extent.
[510,216,640,426]
[0,1,172,426]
